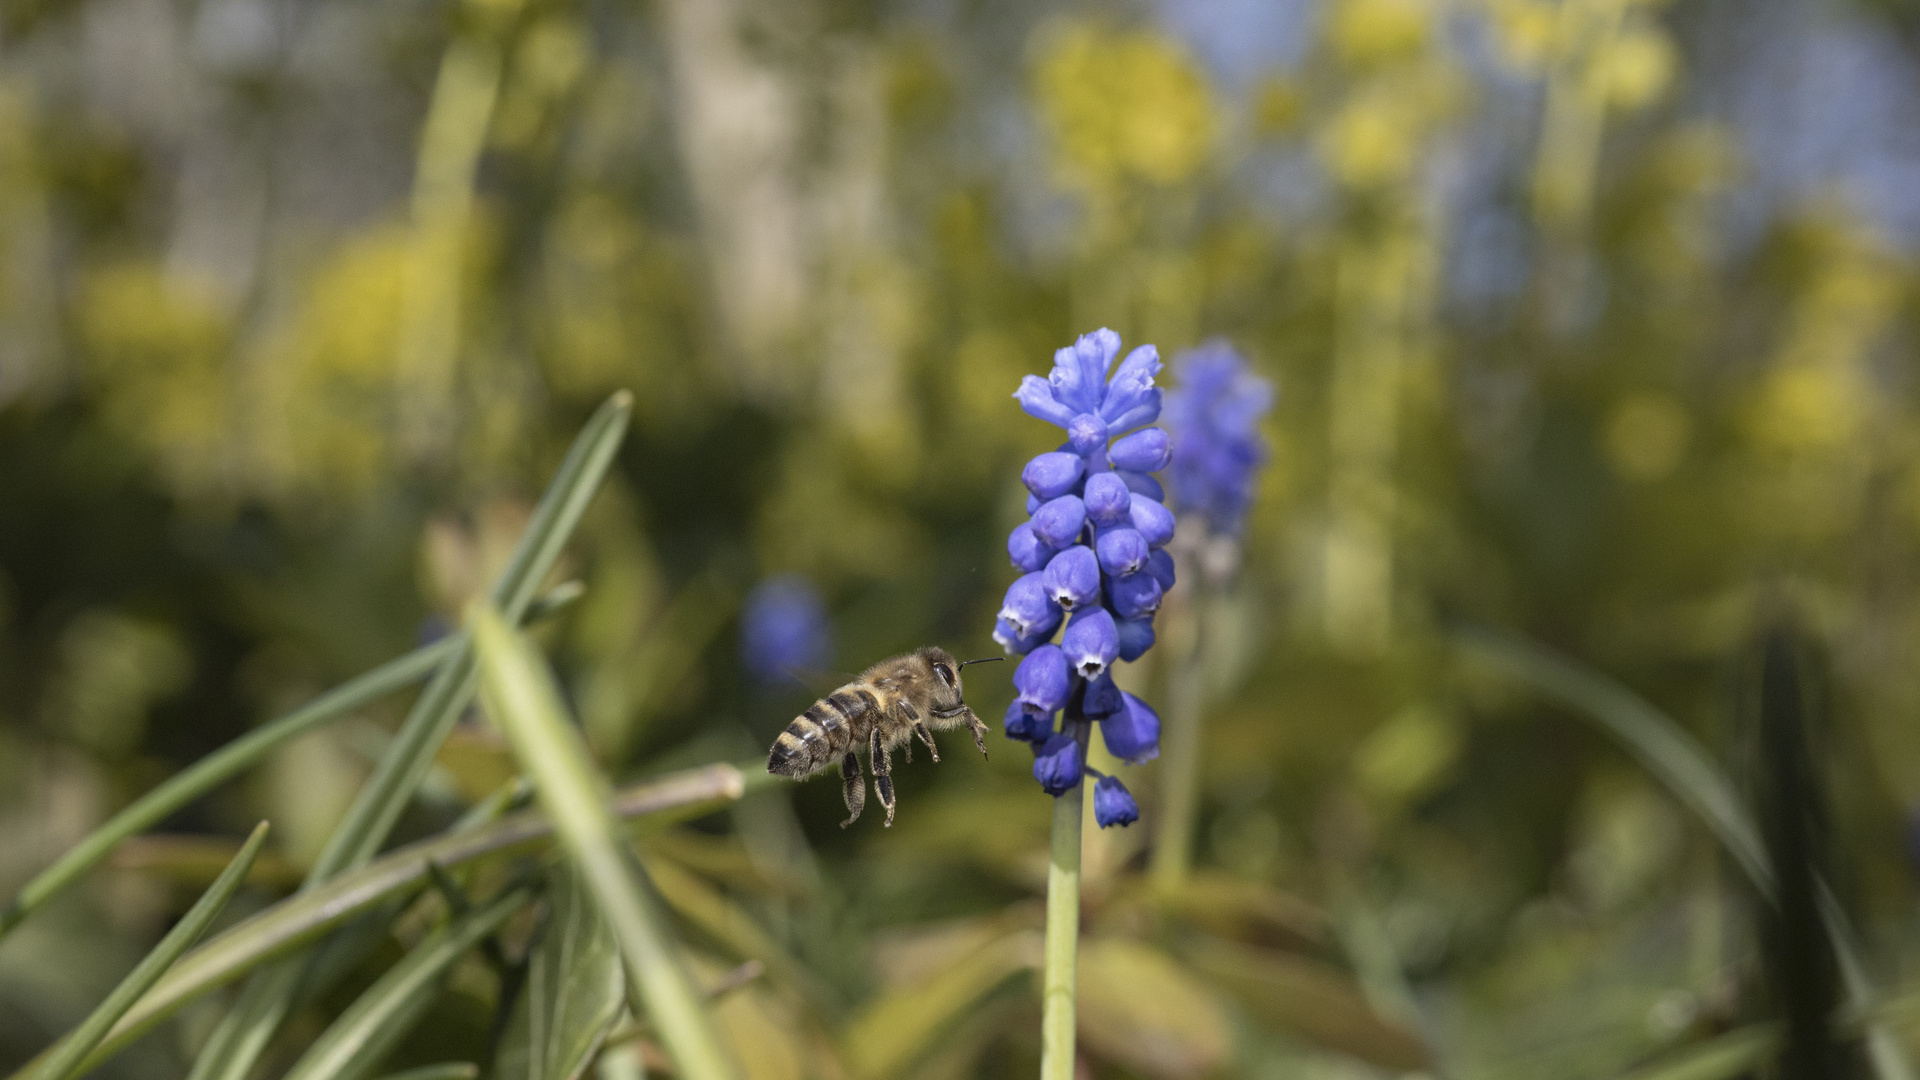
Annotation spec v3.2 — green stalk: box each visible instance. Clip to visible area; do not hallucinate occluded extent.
[0,584,579,940]
[1149,574,1210,895]
[1039,718,1088,1080]
[471,604,739,1080]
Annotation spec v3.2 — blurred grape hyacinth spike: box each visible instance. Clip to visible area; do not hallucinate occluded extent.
[996,327,1171,825]
[741,575,831,686]
[1166,341,1274,538]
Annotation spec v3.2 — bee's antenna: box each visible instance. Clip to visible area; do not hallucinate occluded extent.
[957,657,1006,668]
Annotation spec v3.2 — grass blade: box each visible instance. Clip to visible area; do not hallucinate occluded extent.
[315,391,630,882]
[0,584,581,941]
[1452,622,1914,1080]
[280,884,534,1080]
[191,393,630,1080]
[28,822,270,1080]
[471,603,739,1080]
[1451,622,1771,895]
[2,765,744,1080]
[842,930,1038,1080]
[1609,1025,1780,1080]
[494,865,626,1080]
[373,1066,479,1080]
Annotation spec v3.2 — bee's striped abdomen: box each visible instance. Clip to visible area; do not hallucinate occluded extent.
[767,686,879,778]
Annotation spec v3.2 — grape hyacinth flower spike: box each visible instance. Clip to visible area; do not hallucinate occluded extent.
[1166,340,1274,538]
[1006,330,1176,1080]
[995,326,1172,823]
[742,574,831,686]
[1149,341,1273,899]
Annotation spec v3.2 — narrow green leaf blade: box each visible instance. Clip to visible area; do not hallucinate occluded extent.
[1454,623,1914,1080]
[0,582,580,941]
[1610,1025,1780,1080]
[471,603,739,1080]
[494,865,626,1080]
[372,1066,479,1080]
[1451,623,1772,895]
[0,644,444,940]
[5,765,743,1080]
[190,393,630,1080]
[29,821,270,1080]
[280,885,534,1080]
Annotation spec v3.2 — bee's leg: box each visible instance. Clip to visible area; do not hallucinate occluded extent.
[912,720,940,763]
[869,728,897,828]
[898,699,931,762]
[838,752,864,828]
[963,708,989,760]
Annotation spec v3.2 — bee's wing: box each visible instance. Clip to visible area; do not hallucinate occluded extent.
[778,665,856,696]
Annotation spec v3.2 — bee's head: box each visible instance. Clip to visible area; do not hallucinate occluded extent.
[918,646,1003,715]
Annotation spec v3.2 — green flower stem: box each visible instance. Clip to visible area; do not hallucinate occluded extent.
[1149,577,1210,895]
[1040,717,1089,1080]
[0,583,581,940]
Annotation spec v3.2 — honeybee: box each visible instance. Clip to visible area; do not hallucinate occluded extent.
[766,647,1002,827]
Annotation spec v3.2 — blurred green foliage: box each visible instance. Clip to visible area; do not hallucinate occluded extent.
[4,0,1920,1076]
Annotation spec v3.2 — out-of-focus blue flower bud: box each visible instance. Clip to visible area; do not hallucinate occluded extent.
[741,575,830,685]
[1108,427,1171,473]
[1119,470,1165,501]
[1108,572,1163,620]
[1082,672,1124,720]
[1068,414,1110,455]
[1129,493,1176,548]
[1042,545,1101,610]
[1032,733,1084,795]
[1014,645,1071,715]
[1094,526,1148,577]
[1062,606,1118,679]
[1031,495,1088,548]
[1116,617,1156,661]
[1147,548,1177,591]
[1023,452,1086,499]
[1102,692,1161,764]
[998,572,1062,641]
[1005,699,1052,742]
[1093,775,1139,827]
[1008,522,1054,573]
[1083,472,1132,527]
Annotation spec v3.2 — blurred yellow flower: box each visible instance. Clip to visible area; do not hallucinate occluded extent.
[252,228,410,501]
[1033,23,1218,190]
[1323,91,1422,188]
[76,262,231,493]
[1605,393,1689,481]
[1600,26,1675,110]
[1747,365,1860,454]
[1330,0,1433,67]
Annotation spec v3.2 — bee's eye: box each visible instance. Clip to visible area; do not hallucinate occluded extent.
[934,663,955,686]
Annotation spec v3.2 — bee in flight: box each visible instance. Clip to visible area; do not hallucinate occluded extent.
[766,647,1002,827]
